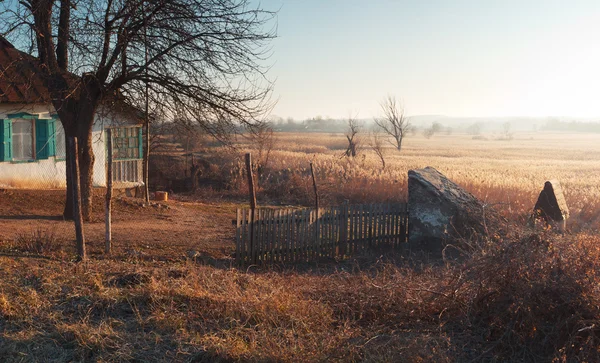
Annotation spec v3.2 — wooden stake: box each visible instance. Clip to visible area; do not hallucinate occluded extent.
[69,136,86,262]
[310,162,319,211]
[105,128,113,254]
[310,162,320,255]
[245,153,257,263]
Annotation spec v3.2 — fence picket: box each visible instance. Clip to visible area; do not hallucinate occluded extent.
[303,209,309,262]
[268,209,274,264]
[390,204,396,248]
[358,204,363,253]
[311,209,316,260]
[236,209,241,264]
[243,209,248,264]
[307,210,312,260]
[377,203,383,246]
[284,209,289,263]
[271,209,277,264]
[348,205,354,255]
[254,209,260,264]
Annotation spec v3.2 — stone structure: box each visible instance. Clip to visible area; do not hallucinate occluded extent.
[408,167,495,254]
[533,180,569,231]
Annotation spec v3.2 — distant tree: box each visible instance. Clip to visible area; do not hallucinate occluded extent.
[408,124,418,137]
[369,127,386,170]
[502,122,513,140]
[250,122,276,172]
[374,96,410,151]
[423,127,435,139]
[344,114,361,157]
[423,121,443,139]
[467,122,483,136]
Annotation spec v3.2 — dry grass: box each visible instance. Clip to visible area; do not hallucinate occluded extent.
[1,229,599,361]
[203,131,600,230]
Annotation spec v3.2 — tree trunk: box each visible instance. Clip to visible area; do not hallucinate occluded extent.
[63,134,74,219]
[62,113,95,221]
[77,122,95,221]
[60,76,101,221]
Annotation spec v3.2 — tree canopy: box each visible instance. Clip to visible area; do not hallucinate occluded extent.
[0,0,277,223]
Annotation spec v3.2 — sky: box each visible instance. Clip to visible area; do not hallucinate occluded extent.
[260,0,600,120]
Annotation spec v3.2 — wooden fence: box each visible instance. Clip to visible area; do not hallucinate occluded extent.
[235,203,408,265]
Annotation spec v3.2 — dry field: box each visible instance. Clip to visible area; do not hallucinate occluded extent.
[232,131,600,230]
[0,131,599,362]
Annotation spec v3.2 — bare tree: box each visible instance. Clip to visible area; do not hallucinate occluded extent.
[370,127,386,170]
[344,114,361,158]
[374,96,410,151]
[0,0,276,220]
[248,121,275,175]
[502,121,513,140]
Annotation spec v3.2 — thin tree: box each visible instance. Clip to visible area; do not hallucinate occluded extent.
[0,0,276,220]
[370,127,386,170]
[374,96,410,151]
[344,114,361,158]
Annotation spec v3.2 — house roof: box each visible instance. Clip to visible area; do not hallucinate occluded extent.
[0,36,144,124]
[0,36,55,104]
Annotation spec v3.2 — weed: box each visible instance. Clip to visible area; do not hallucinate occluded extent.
[13,228,61,255]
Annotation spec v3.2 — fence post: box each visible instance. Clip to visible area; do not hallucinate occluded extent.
[69,136,86,262]
[105,128,113,254]
[245,153,257,264]
[310,162,319,211]
[310,162,320,256]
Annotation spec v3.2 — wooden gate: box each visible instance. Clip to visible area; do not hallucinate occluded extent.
[235,203,408,265]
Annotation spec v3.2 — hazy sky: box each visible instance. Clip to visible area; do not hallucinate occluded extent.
[262,0,600,120]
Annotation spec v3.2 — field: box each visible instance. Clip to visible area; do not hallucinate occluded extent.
[1,131,600,361]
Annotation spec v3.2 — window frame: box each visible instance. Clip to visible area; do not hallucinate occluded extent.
[0,113,58,163]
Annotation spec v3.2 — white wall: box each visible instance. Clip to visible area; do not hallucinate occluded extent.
[0,103,138,189]
[92,129,106,187]
[0,158,66,189]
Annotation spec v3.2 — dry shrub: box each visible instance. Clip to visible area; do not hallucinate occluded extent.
[442,230,600,361]
[13,228,61,255]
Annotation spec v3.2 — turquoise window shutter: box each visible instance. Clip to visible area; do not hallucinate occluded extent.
[35,119,56,159]
[0,119,12,161]
[48,119,56,156]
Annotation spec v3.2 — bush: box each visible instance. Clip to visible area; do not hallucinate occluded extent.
[442,230,600,361]
[14,228,61,255]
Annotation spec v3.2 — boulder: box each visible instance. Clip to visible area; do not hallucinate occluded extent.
[533,180,569,231]
[408,167,496,254]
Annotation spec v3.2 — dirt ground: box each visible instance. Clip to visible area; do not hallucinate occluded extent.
[0,189,238,261]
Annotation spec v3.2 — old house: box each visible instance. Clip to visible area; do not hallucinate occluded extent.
[0,36,143,189]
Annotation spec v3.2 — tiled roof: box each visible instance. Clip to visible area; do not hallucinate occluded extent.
[0,36,143,124]
[0,36,54,104]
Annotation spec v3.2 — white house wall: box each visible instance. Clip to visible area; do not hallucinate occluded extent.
[0,103,137,189]
[0,157,66,188]
[92,129,106,187]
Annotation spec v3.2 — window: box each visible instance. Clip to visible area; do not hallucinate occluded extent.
[0,115,57,162]
[109,126,143,185]
[112,126,142,160]
[12,119,34,161]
